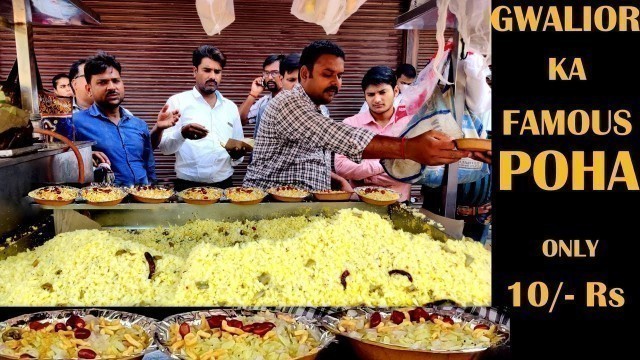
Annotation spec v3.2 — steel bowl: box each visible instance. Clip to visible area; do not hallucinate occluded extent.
[224,187,267,205]
[156,309,335,360]
[321,308,509,360]
[127,185,174,204]
[267,188,311,203]
[0,308,157,360]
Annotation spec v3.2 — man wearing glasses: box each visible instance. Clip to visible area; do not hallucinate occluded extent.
[239,55,285,135]
[69,59,93,113]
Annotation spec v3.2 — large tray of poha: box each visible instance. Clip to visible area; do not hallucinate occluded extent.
[0,209,490,306]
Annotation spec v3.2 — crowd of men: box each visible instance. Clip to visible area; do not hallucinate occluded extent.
[51,40,490,240]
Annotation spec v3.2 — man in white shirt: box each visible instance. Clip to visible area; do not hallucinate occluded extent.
[157,45,244,191]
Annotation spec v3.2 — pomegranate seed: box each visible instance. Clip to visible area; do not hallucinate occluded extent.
[74,328,91,339]
[369,312,382,327]
[77,349,96,359]
[390,311,405,325]
[179,323,190,337]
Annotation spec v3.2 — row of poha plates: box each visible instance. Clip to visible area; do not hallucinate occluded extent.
[0,307,509,360]
[27,185,401,207]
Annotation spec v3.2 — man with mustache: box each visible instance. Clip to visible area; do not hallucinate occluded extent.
[74,52,156,186]
[157,45,244,191]
[244,40,471,191]
[69,57,179,168]
[279,53,330,117]
[242,53,331,141]
[239,54,284,131]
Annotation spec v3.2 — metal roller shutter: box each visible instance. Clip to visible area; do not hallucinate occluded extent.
[2,0,446,205]
[417,29,455,68]
[2,0,409,185]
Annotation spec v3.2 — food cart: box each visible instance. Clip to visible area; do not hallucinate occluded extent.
[0,0,483,236]
[0,0,99,236]
[0,1,497,357]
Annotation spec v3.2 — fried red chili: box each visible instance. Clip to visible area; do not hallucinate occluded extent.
[144,252,155,279]
[389,269,413,282]
[340,270,350,290]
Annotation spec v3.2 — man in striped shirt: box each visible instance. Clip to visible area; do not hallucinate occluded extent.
[244,40,471,191]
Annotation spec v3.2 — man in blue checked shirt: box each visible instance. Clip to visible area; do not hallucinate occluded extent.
[74,52,156,186]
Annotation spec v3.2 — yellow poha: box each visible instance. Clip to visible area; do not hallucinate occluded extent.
[0,209,490,306]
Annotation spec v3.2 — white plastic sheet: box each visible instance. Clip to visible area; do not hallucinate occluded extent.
[433,0,492,83]
[196,0,236,36]
[461,53,491,114]
[401,45,451,117]
[291,0,367,35]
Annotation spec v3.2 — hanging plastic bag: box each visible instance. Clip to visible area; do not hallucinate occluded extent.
[401,43,451,117]
[381,88,489,188]
[446,0,491,60]
[196,0,235,36]
[291,0,367,35]
[461,52,491,114]
[432,0,491,85]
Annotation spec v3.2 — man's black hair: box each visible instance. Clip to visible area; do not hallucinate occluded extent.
[52,73,69,89]
[84,52,122,83]
[192,45,227,68]
[68,59,87,82]
[279,53,301,76]
[263,54,285,69]
[395,63,417,79]
[361,66,397,91]
[299,40,345,73]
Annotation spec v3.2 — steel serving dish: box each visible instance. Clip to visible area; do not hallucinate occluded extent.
[2,202,457,263]
[156,309,335,360]
[321,308,509,360]
[0,308,157,360]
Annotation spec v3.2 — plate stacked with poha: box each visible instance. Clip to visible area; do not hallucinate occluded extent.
[156,310,332,360]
